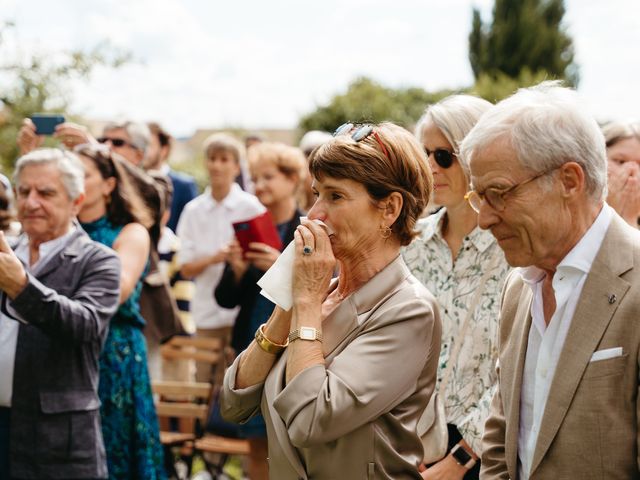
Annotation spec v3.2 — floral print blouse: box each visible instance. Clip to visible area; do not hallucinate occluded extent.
[402,208,510,454]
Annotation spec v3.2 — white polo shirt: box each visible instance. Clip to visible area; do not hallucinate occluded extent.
[517,204,613,479]
[176,184,264,330]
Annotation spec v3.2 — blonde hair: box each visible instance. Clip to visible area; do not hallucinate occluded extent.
[203,133,244,163]
[248,142,307,188]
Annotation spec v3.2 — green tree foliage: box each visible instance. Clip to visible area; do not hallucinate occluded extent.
[0,21,130,171]
[298,77,453,135]
[469,0,578,91]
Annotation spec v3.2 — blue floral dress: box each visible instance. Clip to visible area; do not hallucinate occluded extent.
[82,216,166,480]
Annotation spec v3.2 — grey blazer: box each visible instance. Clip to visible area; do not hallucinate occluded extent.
[222,255,441,480]
[481,213,640,479]
[6,229,120,479]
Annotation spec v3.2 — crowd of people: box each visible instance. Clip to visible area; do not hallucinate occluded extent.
[0,80,639,480]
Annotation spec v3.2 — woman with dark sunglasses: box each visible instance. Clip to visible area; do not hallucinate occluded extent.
[402,95,511,480]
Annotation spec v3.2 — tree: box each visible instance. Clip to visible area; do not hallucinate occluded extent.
[469,0,578,94]
[0,21,130,171]
[298,77,453,135]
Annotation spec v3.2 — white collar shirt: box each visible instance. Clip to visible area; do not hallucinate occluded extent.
[517,204,613,479]
[176,184,264,329]
[0,225,76,407]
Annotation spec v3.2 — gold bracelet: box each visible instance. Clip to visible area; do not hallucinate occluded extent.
[254,323,288,354]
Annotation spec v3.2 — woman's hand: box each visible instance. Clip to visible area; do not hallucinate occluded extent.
[17,119,43,155]
[245,242,280,272]
[292,219,335,305]
[608,161,640,226]
[225,239,249,281]
[53,122,94,149]
[419,455,468,480]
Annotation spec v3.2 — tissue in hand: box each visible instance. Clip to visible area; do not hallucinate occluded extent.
[256,218,331,311]
[257,240,296,310]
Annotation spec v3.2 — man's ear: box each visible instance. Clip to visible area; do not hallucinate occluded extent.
[381,191,403,225]
[72,192,86,217]
[559,162,586,199]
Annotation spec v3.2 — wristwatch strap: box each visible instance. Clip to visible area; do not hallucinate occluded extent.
[254,323,288,354]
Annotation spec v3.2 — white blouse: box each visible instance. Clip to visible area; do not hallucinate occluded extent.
[402,208,510,454]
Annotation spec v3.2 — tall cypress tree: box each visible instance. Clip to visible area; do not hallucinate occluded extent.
[469,0,578,86]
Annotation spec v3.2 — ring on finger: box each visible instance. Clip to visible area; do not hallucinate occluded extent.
[302,245,314,256]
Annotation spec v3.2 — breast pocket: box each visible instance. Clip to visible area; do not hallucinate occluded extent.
[582,353,628,380]
[37,390,101,461]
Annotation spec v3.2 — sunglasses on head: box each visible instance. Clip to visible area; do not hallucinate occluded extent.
[425,148,456,169]
[334,123,390,161]
[97,137,136,149]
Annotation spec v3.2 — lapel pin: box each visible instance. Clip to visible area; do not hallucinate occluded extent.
[608,294,617,304]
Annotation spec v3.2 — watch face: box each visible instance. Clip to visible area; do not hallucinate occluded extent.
[299,326,316,340]
[452,446,472,465]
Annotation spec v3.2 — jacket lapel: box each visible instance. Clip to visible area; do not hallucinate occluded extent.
[503,284,534,478]
[529,215,633,475]
[31,229,85,279]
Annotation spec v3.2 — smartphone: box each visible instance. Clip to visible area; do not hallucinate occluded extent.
[30,113,65,135]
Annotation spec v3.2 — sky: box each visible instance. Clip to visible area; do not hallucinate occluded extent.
[2,0,639,138]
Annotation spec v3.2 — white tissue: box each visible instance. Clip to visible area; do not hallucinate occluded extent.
[257,217,332,311]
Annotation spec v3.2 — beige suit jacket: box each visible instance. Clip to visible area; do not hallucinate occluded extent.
[481,213,640,479]
[221,256,441,479]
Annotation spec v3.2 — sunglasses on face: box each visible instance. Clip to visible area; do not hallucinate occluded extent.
[333,123,390,161]
[97,137,137,149]
[425,148,455,169]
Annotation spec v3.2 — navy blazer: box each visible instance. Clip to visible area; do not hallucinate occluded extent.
[167,169,198,232]
[6,229,121,479]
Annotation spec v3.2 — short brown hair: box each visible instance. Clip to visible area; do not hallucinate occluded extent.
[309,122,433,246]
[247,142,307,188]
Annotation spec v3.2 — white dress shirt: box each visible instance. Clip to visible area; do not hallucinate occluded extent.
[0,226,76,407]
[176,184,264,329]
[517,205,613,479]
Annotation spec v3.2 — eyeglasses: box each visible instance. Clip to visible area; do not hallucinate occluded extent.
[464,166,560,213]
[425,148,455,169]
[97,137,137,149]
[333,123,390,161]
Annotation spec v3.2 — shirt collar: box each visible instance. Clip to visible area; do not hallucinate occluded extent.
[16,224,77,269]
[418,207,495,253]
[202,183,243,211]
[519,204,613,285]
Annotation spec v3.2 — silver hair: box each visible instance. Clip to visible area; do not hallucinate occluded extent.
[460,81,608,201]
[103,120,151,152]
[602,120,640,147]
[415,94,492,179]
[14,148,85,200]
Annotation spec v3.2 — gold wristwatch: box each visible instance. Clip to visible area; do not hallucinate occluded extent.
[288,326,323,343]
[254,323,288,354]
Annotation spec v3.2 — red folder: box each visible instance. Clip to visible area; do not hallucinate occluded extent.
[232,211,282,254]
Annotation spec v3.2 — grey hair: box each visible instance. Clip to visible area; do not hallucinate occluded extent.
[203,132,244,163]
[602,120,640,147]
[415,94,492,179]
[460,81,608,202]
[103,120,151,152]
[14,148,85,200]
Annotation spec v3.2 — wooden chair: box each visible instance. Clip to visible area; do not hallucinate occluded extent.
[153,335,250,479]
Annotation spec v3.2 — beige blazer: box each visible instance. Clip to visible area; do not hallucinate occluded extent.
[481,214,640,479]
[221,256,441,479]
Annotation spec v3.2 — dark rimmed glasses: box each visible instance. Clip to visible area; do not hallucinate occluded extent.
[465,166,560,213]
[97,136,138,150]
[334,123,390,160]
[425,148,456,169]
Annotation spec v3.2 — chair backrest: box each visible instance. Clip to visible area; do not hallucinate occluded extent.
[153,335,223,434]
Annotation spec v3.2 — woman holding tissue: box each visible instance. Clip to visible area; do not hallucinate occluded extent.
[215,142,306,480]
[220,122,441,479]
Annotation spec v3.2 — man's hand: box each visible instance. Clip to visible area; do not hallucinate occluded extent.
[420,454,469,480]
[53,122,95,149]
[0,231,27,299]
[17,118,44,155]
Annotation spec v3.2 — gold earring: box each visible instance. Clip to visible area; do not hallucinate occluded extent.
[379,224,392,239]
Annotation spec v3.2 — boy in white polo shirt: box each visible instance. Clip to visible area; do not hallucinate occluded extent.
[177,133,264,384]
